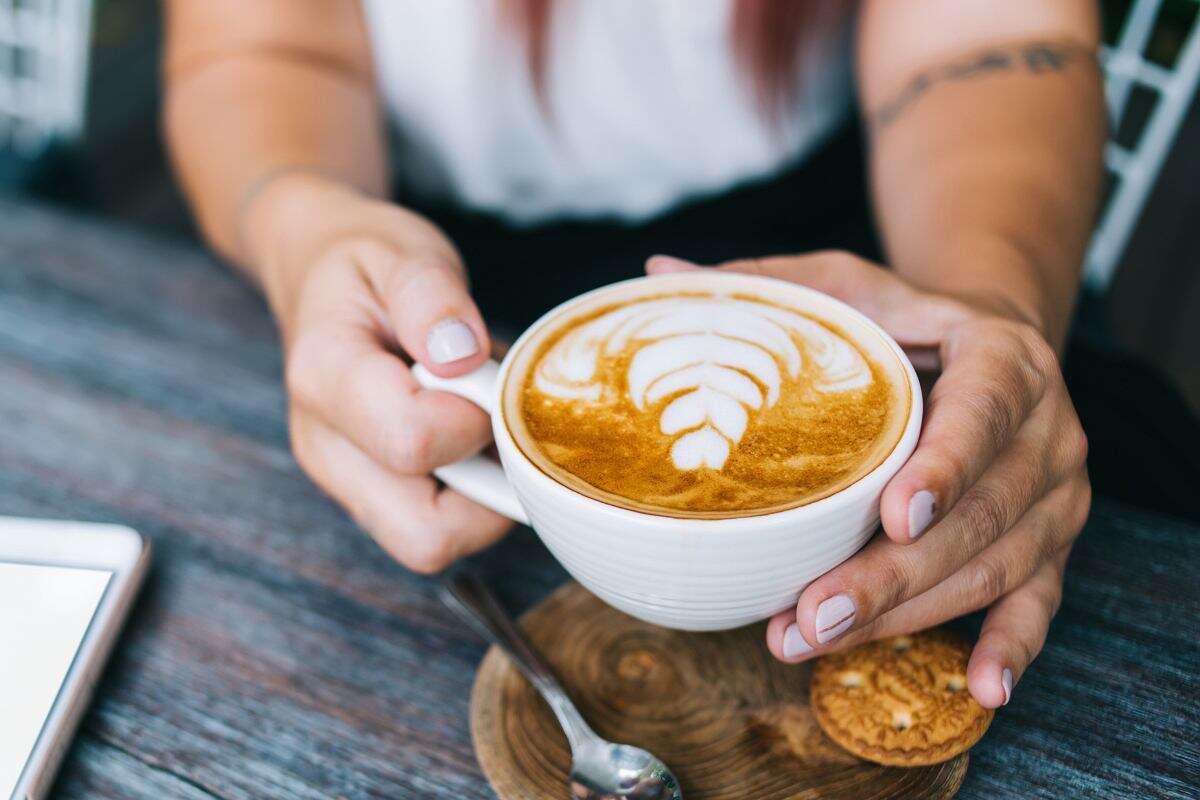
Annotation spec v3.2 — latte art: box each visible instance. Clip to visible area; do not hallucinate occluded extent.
[533,297,874,470]
[506,285,908,517]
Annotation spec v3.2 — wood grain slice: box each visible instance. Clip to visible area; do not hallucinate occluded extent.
[470,582,967,799]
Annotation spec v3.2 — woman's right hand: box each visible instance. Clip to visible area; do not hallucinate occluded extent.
[250,175,515,573]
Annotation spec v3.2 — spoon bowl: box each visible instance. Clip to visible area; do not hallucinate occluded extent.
[569,741,681,799]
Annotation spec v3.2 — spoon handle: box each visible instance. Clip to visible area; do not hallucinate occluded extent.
[439,572,598,752]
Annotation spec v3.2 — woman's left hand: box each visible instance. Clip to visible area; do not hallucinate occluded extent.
[647,251,1091,709]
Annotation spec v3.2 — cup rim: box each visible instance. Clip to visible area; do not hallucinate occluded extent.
[493,272,923,534]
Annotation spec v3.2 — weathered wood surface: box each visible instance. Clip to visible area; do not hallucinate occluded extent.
[0,200,1196,799]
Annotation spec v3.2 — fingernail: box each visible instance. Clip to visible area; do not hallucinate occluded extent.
[782,623,813,659]
[815,594,856,644]
[648,254,700,272]
[1001,667,1013,705]
[908,490,937,540]
[426,318,479,364]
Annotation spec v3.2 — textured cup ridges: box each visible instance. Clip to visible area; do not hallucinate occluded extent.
[512,469,880,629]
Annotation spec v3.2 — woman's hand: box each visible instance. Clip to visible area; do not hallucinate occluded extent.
[256,178,514,573]
[648,251,1091,709]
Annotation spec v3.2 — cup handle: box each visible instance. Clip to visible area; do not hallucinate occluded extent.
[411,361,530,525]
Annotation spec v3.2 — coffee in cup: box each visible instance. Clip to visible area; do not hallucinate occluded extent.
[502,287,910,518]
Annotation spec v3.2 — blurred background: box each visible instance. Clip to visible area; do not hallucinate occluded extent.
[2,0,1198,499]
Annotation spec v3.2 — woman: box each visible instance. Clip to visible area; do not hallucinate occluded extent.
[163,0,1103,710]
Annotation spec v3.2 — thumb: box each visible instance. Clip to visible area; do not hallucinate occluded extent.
[372,245,491,378]
[646,254,705,275]
[650,250,961,349]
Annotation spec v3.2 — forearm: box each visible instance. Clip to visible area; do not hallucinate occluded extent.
[161,0,387,285]
[864,40,1106,349]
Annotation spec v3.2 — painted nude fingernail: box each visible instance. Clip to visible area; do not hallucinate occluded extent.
[426,318,479,364]
[1001,668,1013,705]
[782,623,813,659]
[908,490,936,540]
[815,594,856,644]
[648,254,701,272]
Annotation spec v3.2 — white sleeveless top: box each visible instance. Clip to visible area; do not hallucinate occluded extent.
[361,0,852,225]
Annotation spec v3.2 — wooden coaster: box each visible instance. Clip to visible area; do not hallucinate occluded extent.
[470,582,967,799]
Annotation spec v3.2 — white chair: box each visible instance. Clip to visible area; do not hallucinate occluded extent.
[0,0,92,158]
[1086,0,1200,289]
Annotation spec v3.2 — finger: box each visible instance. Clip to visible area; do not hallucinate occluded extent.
[880,321,1067,541]
[647,251,968,347]
[796,454,1069,649]
[768,607,816,661]
[767,474,1086,660]
[776,525,1077,666]
[645,254,703,274]
[355,239,491,378]
[967,552,1068,708]
[767,480,1085,673]
[291,412,513,573]
[769,553,1067,709]
[287,320,492,474]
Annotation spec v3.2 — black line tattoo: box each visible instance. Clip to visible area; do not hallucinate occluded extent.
[870,40,1095,130]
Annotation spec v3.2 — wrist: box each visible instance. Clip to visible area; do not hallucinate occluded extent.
[240,172,363,319]
[896,233,1073,350]
[242,173,466,344]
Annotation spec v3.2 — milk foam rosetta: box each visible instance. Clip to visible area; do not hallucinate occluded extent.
[508,289,906,517]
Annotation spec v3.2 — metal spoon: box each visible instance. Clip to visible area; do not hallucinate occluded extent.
[440,572,683,800]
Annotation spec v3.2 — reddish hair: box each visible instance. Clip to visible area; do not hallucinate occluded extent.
[504,1,840,119]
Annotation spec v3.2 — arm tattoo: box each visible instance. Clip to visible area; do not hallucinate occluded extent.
[869,40,1096,130]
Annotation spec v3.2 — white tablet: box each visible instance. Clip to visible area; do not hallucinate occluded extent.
[0,518,149,800]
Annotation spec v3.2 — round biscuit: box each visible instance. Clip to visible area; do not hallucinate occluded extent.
[809,628,995,767]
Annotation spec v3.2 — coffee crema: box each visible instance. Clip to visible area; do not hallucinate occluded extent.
[503,285,909,518]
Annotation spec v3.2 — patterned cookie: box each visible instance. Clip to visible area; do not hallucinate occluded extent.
[809,629,994,767]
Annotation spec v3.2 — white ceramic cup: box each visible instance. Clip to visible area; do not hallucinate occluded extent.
[413,272,922,631]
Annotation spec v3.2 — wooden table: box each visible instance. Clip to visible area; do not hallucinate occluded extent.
[1,201,1197,799]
